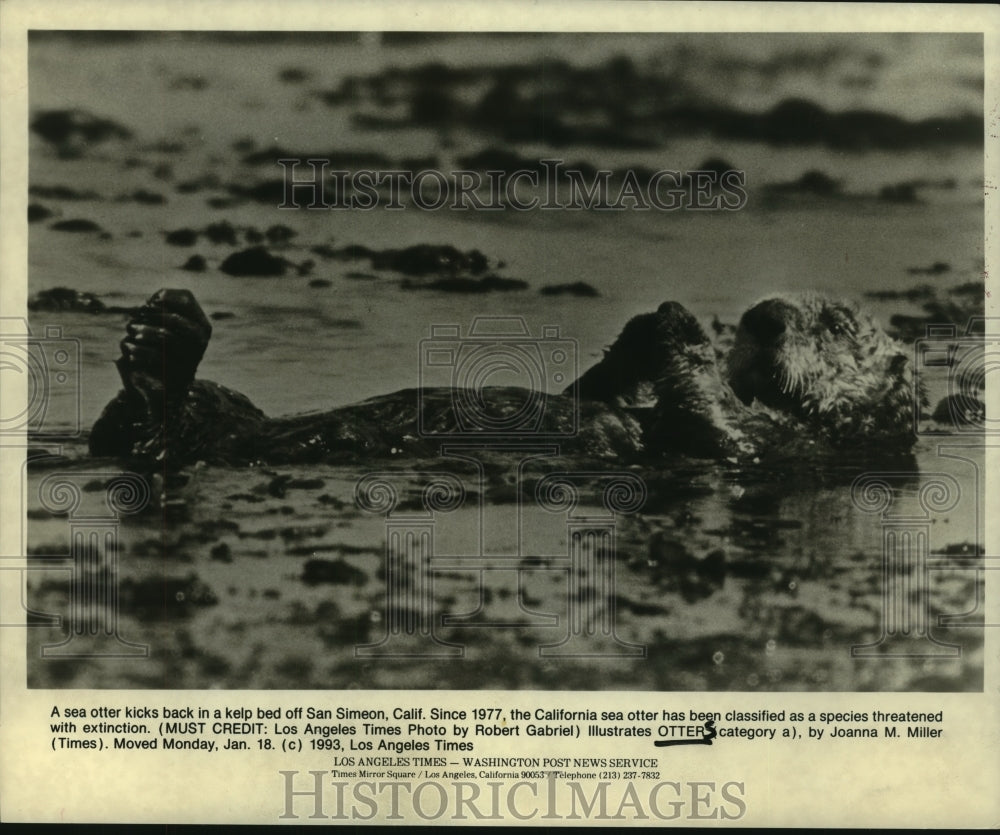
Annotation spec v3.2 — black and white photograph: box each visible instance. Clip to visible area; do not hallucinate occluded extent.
[19,28,989,692]
[2,2,998,826]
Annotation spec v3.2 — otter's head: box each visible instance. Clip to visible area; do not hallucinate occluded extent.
[727,295,918,444]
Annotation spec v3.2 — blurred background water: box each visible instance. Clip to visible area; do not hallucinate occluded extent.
[27,31,984,421]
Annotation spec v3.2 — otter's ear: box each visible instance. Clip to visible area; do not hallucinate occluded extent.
[888,353,909,376]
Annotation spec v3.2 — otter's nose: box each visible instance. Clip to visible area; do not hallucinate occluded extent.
[740,299,793,344]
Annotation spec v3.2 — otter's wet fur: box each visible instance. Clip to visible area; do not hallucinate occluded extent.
[89,289,920,469]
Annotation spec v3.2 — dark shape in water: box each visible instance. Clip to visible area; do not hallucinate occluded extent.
[748,98,979,151]
[278,67,310,84]
[219,247,289,277]
[410,86,461,126]
[865,285,936,303]
[646,532,727,603]
[233,179,287,205]
[265,475,293,498]
[28,203,53,223]
[313,243,370,260]
[312,242,493,280]
[231,137,256,153]
[165,228,199,246]
[203,221,239,246]
[540,282,600,297]
[118,573,217,619]
[288,477,325,490]
[766,169,841,197]
[695,157,739,179]
[169,75,208,91]
[400,274,528,293]
[371,244,490,277]
[30,108,132,147]
[906,261,951,276]
[473,80,637,148]
[181,255,207,272]
[932,542,985,558]
[50,219,103,233]
[320,611,372,647]
[28,287,107,314]
[301,558,367,586]
[879,183,920,204]
[949,281,983,298]
[122,189,166,205]
[241,146,392,169]
[29,184,101,200]
[322,57,982,152]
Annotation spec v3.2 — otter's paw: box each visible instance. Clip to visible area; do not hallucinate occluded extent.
[116,288,212,412]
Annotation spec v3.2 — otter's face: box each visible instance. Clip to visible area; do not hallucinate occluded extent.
[727,295,916,442]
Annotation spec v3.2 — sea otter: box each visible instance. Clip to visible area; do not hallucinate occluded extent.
[88,288,920,468]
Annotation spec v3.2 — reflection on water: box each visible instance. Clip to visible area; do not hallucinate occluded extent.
[24,442,984,691]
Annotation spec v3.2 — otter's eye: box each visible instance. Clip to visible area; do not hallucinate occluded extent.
[819,307,856,338]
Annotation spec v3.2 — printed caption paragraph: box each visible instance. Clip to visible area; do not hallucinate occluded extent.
[48,703,947,754]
